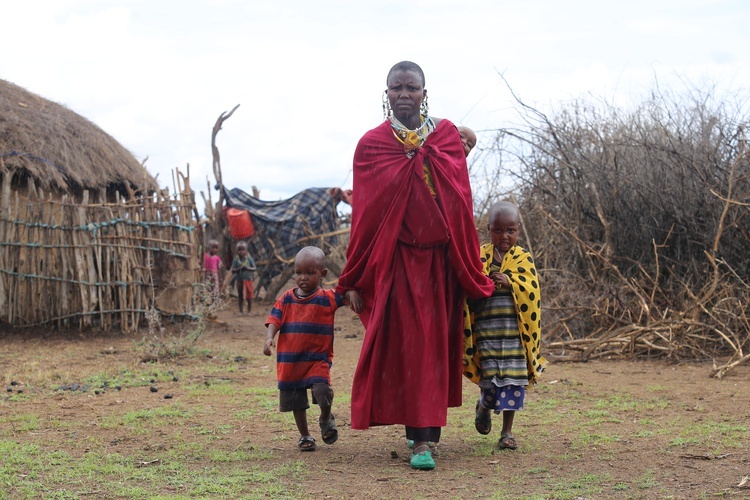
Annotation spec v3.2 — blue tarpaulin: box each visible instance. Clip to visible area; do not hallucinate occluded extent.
[223,187,343,288]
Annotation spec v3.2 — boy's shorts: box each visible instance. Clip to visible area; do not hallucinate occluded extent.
[279,383,333,412]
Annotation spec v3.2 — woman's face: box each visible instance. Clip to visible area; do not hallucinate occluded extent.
[387,69,425,127]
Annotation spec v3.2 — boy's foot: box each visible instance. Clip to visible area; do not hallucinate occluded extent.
[498,434,518,450]
[319,414,338,444]
[298,435,316,451]
[410,445,435,470]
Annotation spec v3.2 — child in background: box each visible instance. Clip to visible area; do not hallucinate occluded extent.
[203,239,223,297]
[457,125,477,157]
[464,201,547,450]
[230,241,256,315]
[263,246,346,451]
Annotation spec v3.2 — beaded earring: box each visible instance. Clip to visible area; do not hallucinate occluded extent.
[382,89,392,120]
[420,92,429,116]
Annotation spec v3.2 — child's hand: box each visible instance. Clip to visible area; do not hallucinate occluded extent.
[346,290,364,314]
[263,338,275,356]
[489,272,510,290]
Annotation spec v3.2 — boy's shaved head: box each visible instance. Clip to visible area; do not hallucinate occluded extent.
[488,201,520,224]
[295,246,326,269]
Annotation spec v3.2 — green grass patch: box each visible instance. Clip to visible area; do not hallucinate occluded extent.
[542,472,609,499]
[0,413,39,434]
[574,432,621,448]
[99,403,195,431]
[637,468,659,489]
[0,437,304,498]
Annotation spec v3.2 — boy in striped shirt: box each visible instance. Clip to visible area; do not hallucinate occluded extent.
[263,246,347,451]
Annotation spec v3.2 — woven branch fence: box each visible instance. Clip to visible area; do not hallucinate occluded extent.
[0,170,200,331]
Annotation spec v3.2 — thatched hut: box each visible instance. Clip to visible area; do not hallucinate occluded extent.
[0,79,198,331]
[0,78,157,198]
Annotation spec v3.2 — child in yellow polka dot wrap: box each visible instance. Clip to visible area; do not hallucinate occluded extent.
[462,201,547,450]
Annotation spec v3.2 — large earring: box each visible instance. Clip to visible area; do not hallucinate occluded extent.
[420,92,429,116]
[382,89,392,120]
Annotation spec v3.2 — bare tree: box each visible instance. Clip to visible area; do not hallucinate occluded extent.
[483,75,750,376]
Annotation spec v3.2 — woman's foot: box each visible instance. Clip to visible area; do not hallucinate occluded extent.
[406,439,435,449]
[410,444,435,470]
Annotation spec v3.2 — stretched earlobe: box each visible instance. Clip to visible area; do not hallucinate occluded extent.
[382,89,392,120]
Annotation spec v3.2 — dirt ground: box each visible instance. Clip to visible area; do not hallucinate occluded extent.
[2,304,749,499]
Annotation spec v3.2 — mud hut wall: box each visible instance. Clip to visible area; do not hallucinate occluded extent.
[0,176,200,331]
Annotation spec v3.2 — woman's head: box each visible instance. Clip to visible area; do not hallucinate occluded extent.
[386,61,426,129]
[387,61,425,87]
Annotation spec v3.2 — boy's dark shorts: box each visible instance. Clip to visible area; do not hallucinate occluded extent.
[279,383,333,412]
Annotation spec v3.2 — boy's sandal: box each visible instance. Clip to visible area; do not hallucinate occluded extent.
[319,414,338,445]
[298,435,316,451]
[498,434,518,450]
[474,401,492,435]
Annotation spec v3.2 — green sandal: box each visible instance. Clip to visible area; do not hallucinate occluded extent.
[410,446,435,470]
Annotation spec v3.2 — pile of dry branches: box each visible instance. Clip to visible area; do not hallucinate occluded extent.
[474,79,749,378]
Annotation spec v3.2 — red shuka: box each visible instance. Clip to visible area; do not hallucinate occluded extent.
[336,119,494,430]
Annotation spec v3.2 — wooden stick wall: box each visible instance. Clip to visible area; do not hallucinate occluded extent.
[0,170,199,331]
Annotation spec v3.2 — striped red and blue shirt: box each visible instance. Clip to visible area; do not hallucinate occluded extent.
[265,288,345,390]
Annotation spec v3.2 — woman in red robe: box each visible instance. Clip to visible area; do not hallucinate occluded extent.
[337,61,494,470]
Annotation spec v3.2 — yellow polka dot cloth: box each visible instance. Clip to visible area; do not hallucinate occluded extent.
[462,243,548,386]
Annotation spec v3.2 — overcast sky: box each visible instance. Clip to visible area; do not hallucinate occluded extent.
[3,0,749,209]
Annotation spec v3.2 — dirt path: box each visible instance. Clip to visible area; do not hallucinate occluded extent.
[2,306,749,498]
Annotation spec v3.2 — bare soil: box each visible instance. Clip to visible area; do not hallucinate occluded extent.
[2,305,749,499]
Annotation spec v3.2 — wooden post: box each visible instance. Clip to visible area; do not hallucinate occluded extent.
[0,172,11,320]
[59,194,69,327]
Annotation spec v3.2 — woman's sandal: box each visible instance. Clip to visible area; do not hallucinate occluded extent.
[298,435,316,451]
[319,414,338,445]
[410,445,436,470]
[498,434,518,450]
[475,401,492,435]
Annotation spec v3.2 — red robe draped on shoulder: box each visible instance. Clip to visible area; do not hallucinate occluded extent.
[336,119,494,430]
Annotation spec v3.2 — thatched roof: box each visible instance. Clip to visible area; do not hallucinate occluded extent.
[0,78,158,194]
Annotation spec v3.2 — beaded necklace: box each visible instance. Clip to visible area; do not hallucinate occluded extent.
[389,114,435,158]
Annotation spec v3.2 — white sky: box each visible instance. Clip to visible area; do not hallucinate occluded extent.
[3,0,749,209]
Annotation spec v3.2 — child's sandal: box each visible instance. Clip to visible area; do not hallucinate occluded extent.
[474,401,492,435]
[498,434,517,450]
[298,435,316,451]
[319,414,338,445]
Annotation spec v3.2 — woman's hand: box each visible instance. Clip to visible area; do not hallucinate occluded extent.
[345,290,364,314]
